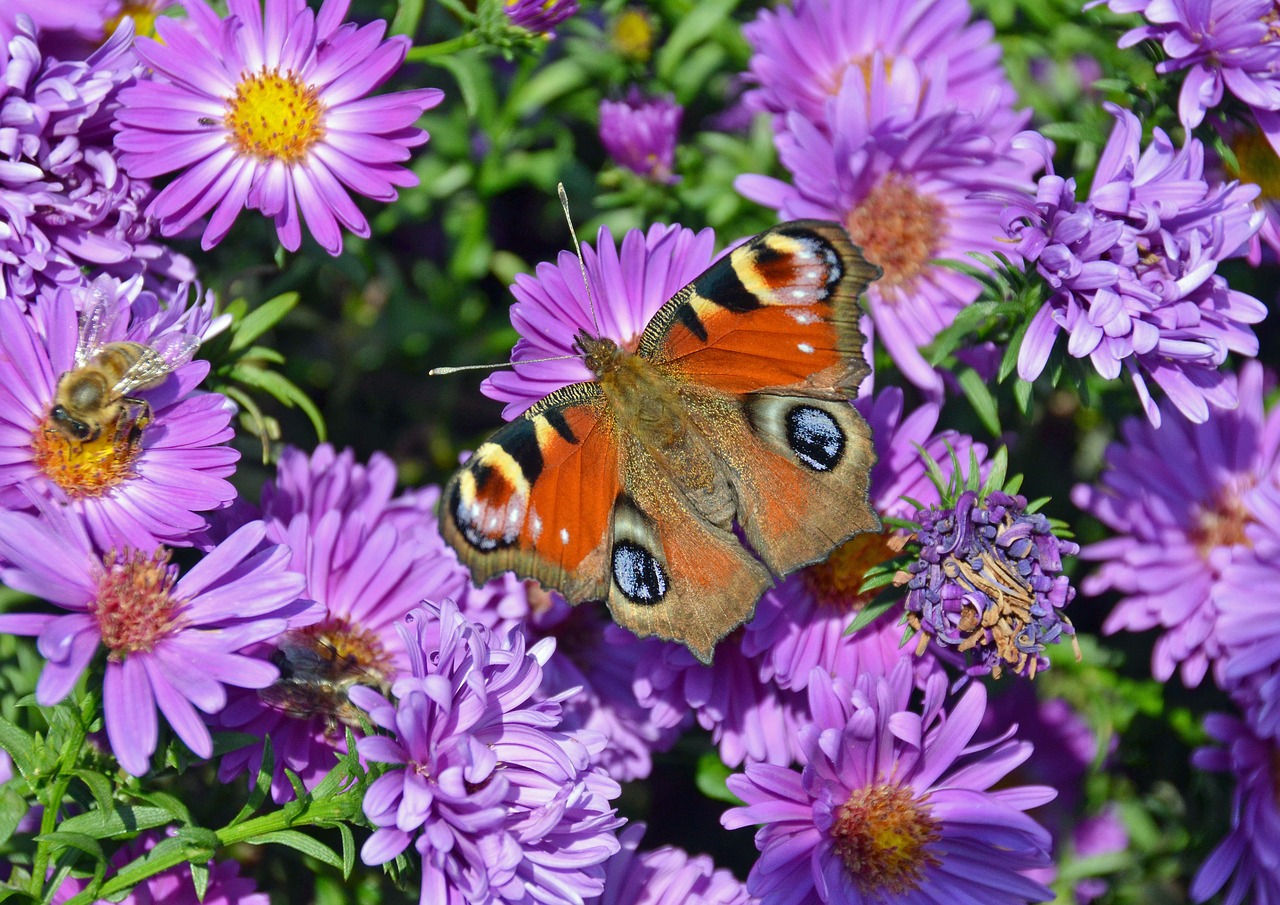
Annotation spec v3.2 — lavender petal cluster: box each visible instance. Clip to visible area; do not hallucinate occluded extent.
[999,105,1265,425]
[599,88,683,184]
[905,489,1079,679]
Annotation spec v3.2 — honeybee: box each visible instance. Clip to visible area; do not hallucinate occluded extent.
[49,294,201,445]
[258,632,389,732]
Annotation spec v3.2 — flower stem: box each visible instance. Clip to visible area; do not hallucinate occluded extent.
[407,32,480,61]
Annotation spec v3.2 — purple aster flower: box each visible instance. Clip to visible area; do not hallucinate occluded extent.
[635,633,806,768]
[1104,0,1280,151]
[722,661,1056,904]
[0,18,193,300]
[905,488,1079,680]
[481,222,717,418]
[504,0,578,35]
[0,507,311,776]
[0,276,238,551]
[355,602,623,905]
[51,830,268,905]
[742,0,1021,140]
[998,106,1265,426]
[737,57,1036,394]
[215,445,473,801]
[523,586,683,783]
[599,88,682,184]
[741,388,984,690]
[589,823,751,905]
[1189,711,1280,905]
[113,0,444,255]
[1072,361,1280,687]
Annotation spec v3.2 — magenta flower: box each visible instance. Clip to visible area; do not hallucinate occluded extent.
[998,106,1265,425]
[737,58,1035,394]
[355,603,623,905]
[522,589,682,783]
[589,823,751,905]
[1103,0,1280,151]
[742,0,1021,140]
[1072,362,1280,687]
[481,222,718,418]
[504,0,578,34]
[741,388,982,690]
[599,88,682,184]
[1189,712,1280,905]
[722,661,1056,904]
[0,508,311,776]
[215,445,472,801]
[51,830,267,905]
[0,277,238,551]
[113,0,444,255]
[0,18,193,299]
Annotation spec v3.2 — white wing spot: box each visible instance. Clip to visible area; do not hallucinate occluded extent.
[805,269,820,280]
[560,528,570,544]
[790,289,808,300]
[798,342,815,354]
[787,309,818,325]
[530,510,543,542]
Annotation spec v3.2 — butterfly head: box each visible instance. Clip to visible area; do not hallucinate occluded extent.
[573,330,622,378]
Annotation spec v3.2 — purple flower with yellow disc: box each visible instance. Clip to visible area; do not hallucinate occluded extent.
[0,507,312,776]
[113,0,443,255]
[599,89,682,184]
[722,661,1056,903]
[0,277,237,551]
[481,222,718,419]
[504,0,578,34]
[355,602,623,905]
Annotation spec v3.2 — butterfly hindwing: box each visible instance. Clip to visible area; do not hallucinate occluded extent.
[441,384,618,603]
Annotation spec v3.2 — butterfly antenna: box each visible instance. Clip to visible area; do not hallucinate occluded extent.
[558,182,601,337]
[429,354,577,377]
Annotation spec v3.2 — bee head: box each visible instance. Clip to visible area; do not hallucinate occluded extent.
[50,404,97,442]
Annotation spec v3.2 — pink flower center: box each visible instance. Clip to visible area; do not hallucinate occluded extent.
[32,416,141,498]
[844,173,946,299]
[92,550,180,658]
[832,782,941,895]
[226,68,325,164]
[804,531,902,611]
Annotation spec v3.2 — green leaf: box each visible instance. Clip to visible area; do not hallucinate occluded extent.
[924,302,999,364]
[389,0,426,37]
[979,446,1010,499]
[243,830,344,869]
[958,369,1001,437]
[70,769,114,819]
[694,752,741,805]
[846,593,899,634]
[337,823,356,878]
[228,293,299,352]
[190,861,210,903]
[227,366,327,441]
[230,737,274,827]
[0,716,35,775]
[58,805,174,839]
[0,785,28,847]
[511,59,588,117]
[133,790,192,826]
[37,831,105,864]
[655,0,739,83]
[1013,377,1033,416]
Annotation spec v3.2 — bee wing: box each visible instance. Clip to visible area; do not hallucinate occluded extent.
[111,333,202,395]
[75,290,120,367]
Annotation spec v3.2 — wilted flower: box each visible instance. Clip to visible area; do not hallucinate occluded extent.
[355,602,622,905]
[599,89,682,184]
[1072,361,1280,687]
[0,278,238,551]
[0,509,311,776]
[589,823,751,905]
[1189,711,1280,904]
[905,489,1079,679]
[722,661,1056,903]
[997,106,1265,425]
[481,222,717,418]
[114,0,444,255]
[742,0,1021,140]
[737,58,1035,393]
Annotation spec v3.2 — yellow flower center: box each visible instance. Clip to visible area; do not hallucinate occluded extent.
[828,54,898,99]
[804,531,901,611]
[1191,484,1254,557]
[93,550,180,658]
[832,782,941,895]
[225,68,325,163]
[845,172,946,300]
[32,416,142,498]
[104,1,160,41]
[1230,130,1280,199]
[611,8,656,62]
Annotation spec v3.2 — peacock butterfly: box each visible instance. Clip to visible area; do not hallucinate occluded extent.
[441,220,882,663]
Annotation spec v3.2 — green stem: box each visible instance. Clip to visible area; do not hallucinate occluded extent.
[28,707,88,899]
[406,32,480,61]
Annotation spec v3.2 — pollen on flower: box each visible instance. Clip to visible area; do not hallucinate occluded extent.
[804,531,902,610]
[1191,485,1255,555]
[831,783,941,895]
[92,549,180,657]
[826,55,898,99]
[32,418,141,498]
[844,173,946,298]
[225,68,325,163]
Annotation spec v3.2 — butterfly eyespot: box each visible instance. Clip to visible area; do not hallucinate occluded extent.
[611,540,668,603]
[786,404,845,472]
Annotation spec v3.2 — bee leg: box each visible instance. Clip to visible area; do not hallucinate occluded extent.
[116,397,154,446]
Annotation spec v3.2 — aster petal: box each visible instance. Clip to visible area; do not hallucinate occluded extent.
[104,657,158,776]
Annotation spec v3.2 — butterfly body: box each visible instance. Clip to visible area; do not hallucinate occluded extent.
[444,221,883,663]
